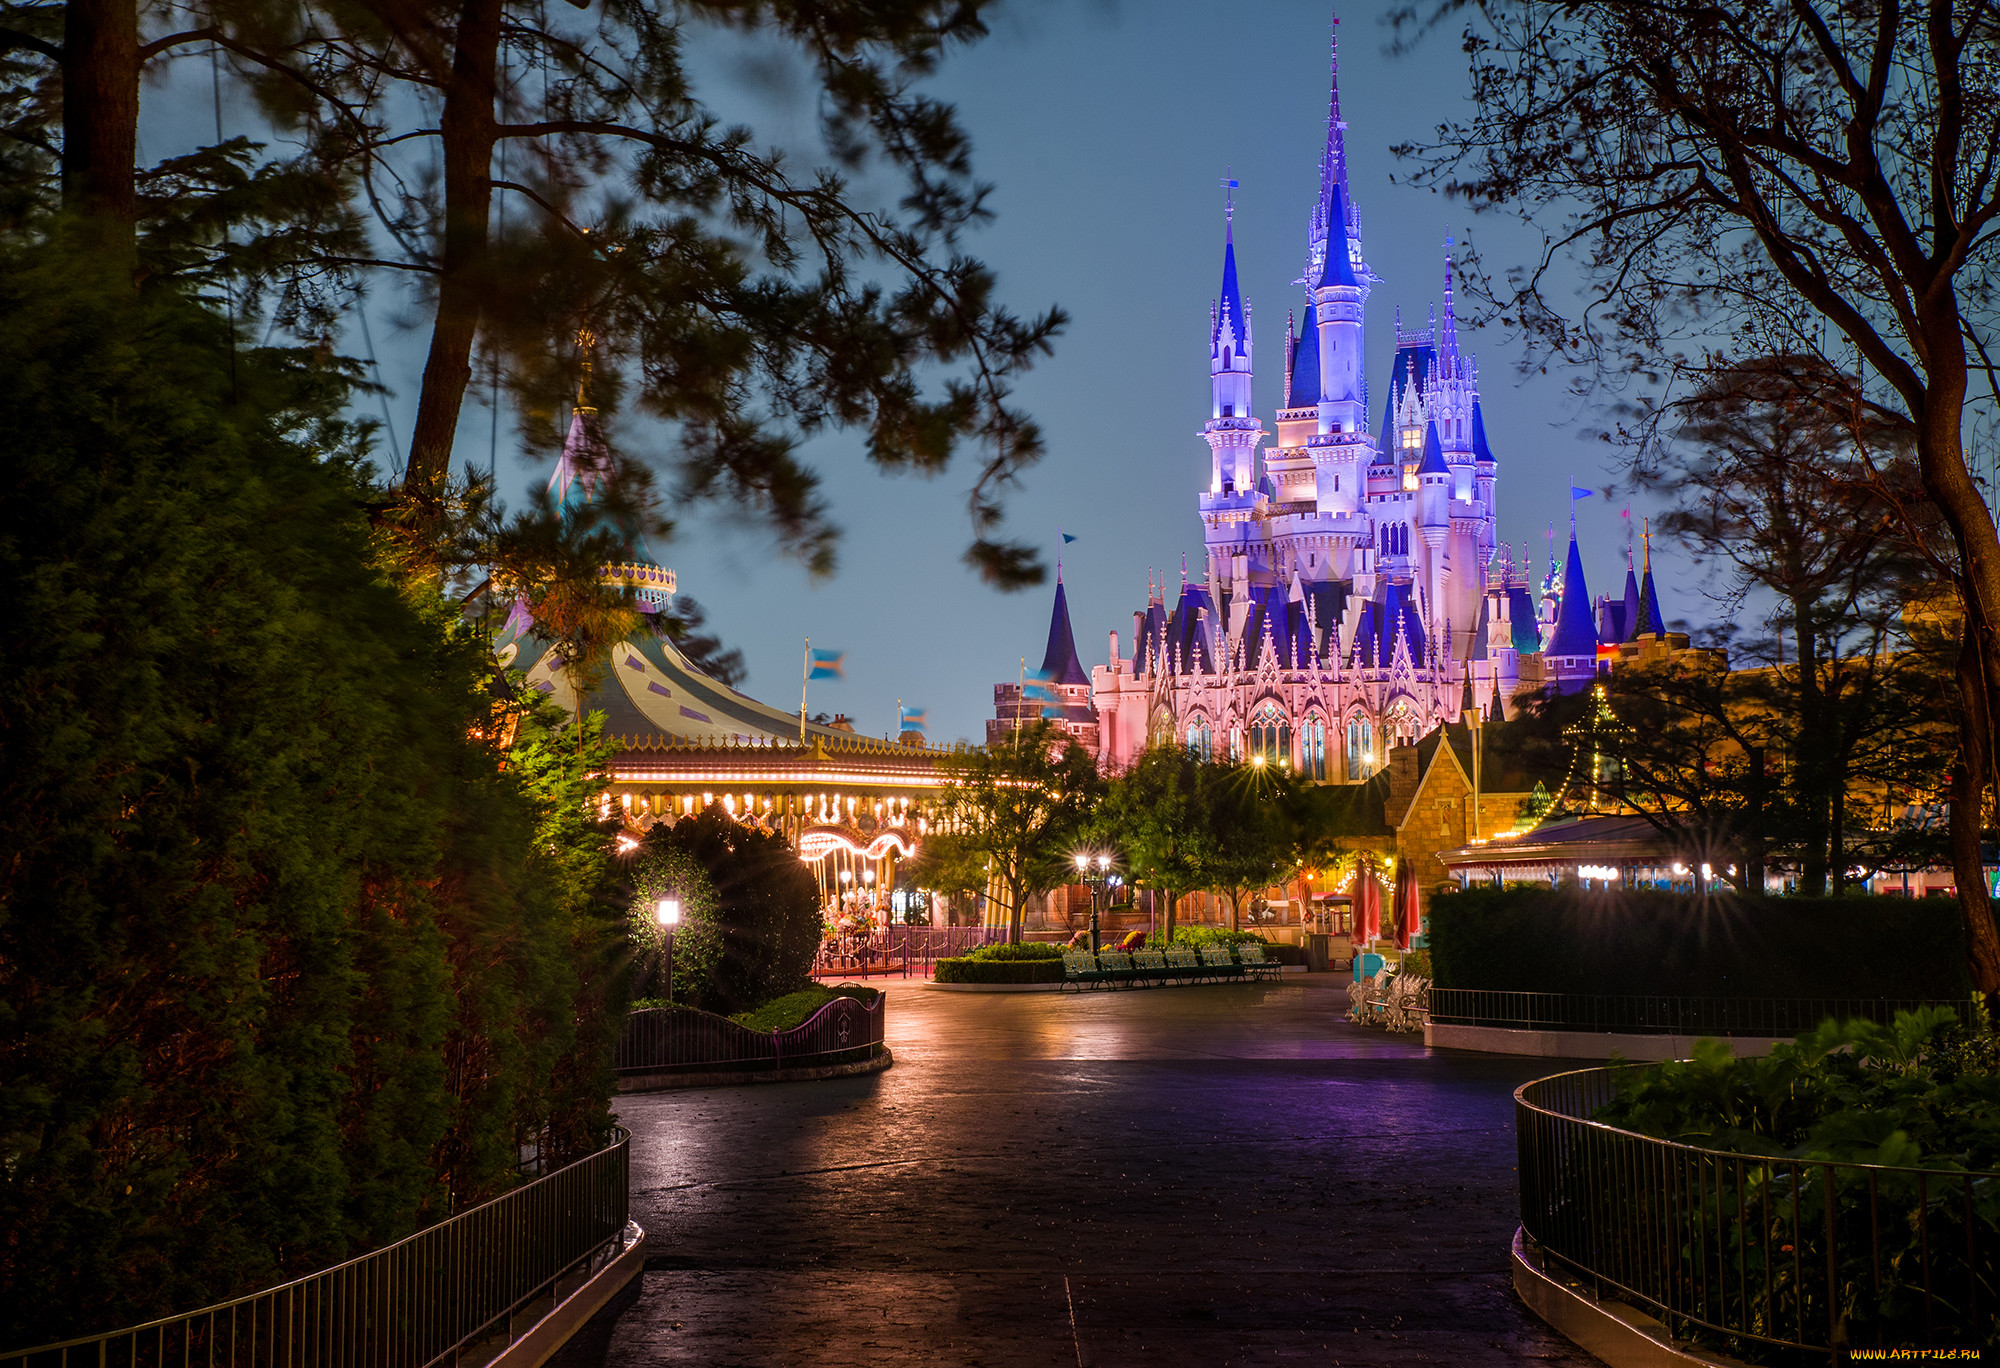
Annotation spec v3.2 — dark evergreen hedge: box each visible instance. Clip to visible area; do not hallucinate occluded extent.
[1427,887,1972,999]
[934,957,1066,984]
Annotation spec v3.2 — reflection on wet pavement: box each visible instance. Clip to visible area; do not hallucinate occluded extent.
[554,978,1600,1367]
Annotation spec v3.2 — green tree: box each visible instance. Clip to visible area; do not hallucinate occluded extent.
[1399,0,2000,999]
[2,0,1064,586]
[905,724,1102,943]
[1095,746,1208,941]
[637,809,821,1014]
[0,237,622,1342]
[1197,762,1299,932]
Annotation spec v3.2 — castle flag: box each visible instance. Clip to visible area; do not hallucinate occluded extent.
[807,649,845,680]
[899,705,927,733]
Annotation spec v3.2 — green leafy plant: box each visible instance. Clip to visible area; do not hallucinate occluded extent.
[966,942,1065,961]
[933,957,1065,984]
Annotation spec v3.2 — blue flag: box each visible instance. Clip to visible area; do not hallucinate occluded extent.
[899,706,927,733]
[1023,683,1058,702]
[807,648,844,681]
[1061,532,1077,544]
[1569,485,1595,500]
[1023,665,1056,683]
[1040,705,1065,719]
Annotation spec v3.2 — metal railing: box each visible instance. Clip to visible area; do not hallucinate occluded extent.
[814,926,1007,978]
[2,1130,633,1368]
[1517,1066,1998,1361]
[1432,990,1973,1037]
[615,991,885,1076]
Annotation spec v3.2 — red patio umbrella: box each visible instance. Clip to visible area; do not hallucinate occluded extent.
[1356,861,1382,944]
[1393,862,1420,949]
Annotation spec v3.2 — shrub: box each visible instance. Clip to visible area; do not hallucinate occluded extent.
[1400,949,1433,979]
[934,957,1066,984]
[724,984,882,1032]
[1262,943,1306,966]
[1150,926,1270,949]
[1427,886,1972,998]
[967,941,1064,961]
[729,987,837,1032]
[1582,1011,1999,1358]
[634,810,821,1014]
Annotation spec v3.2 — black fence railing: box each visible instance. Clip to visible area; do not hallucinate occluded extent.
[1,1129,633,1368]
[1430,990,1974,1037]
[815,926,1006,977]
[1517,1066,1998,1362]
[615,992,886,1077]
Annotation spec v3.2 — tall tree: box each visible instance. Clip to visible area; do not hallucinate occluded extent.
[1400,0,2000,998]
[1095,746,1208,941]
[903,723,1102,944]
[1642,355,1939,892]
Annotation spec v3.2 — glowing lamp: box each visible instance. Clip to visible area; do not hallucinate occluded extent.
[656,897,681,927]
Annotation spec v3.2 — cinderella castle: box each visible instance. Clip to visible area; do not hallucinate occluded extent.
[1083,21,1672,779]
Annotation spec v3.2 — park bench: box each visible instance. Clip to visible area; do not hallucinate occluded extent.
[1199,944,1245,981]
[1163,946,1202,985]
[1094,949,1141,988]
[1062,950,1107,992]
[1236,943,1283,982]
[1129,948,1169,986]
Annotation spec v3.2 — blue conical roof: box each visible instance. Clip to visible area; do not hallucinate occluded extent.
[1635,544,1667,636]
[1620,564,1642,642]
[1418,417,1449,475]
[1471,401,1495,463]
[1546,530,1598,658]
[1287,301,1320,408]
[1040,577,1090,686]
[1215,218,1246,345]
[1314,184,1360,289]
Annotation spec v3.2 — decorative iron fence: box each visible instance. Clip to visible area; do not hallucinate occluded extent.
[615,991,885,1076]
[1,1130,633,1368]
[1517,1066,1998,1362]
[815,926,1007,977]
[1432,990,1973,1038]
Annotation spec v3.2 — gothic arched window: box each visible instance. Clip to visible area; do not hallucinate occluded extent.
[1345,715,1374,780]
[1186,716,1212,761]
[1302,715,1327,780]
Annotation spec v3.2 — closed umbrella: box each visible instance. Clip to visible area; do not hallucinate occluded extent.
[1357,861,1381,944]
[1394,862,1420,949]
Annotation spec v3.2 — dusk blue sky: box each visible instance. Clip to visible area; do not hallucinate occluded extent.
[159,0,1708,743]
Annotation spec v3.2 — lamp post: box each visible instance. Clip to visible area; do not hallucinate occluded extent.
[1074,852,1115,954]
[655,895,681,1002]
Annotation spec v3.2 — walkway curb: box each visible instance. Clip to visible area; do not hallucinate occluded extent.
[1428,1022,1789,1060]
[616,1048,892,1092]
[488,1222,646,1368]
[1512,1228,1745,1368]
[921,979,1066,992]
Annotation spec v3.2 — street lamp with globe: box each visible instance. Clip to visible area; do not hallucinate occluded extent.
[655,895,681,1002]
[1073,852,1117,953]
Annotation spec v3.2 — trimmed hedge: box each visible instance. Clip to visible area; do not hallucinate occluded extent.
[934,956,1066,984]
[1428,886,1972,999]
[966,941,1065,961]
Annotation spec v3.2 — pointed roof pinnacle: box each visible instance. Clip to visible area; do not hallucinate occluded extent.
[1440,232,1460,356]
[1634,518,1667,636]
[1040,578,1090,686]
[1547,525,1598,658]
[1418,417,1449,475]
[1214,193,1248,347]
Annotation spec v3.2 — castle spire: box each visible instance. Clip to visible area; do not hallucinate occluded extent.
[1634,519,1667,636]
[1440,233,1459,359]
[1306,15,1363,291]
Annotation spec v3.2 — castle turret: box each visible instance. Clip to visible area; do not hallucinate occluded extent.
[1546,519,1599,692]
[1202,202,1262,495]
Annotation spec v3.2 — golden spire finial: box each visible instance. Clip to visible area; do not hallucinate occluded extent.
[575,326,598,415]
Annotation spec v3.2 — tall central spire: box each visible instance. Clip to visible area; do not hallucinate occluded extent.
[1306,14,1360,291]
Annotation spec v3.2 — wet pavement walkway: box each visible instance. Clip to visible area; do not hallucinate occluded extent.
[556,977,1600,1367]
